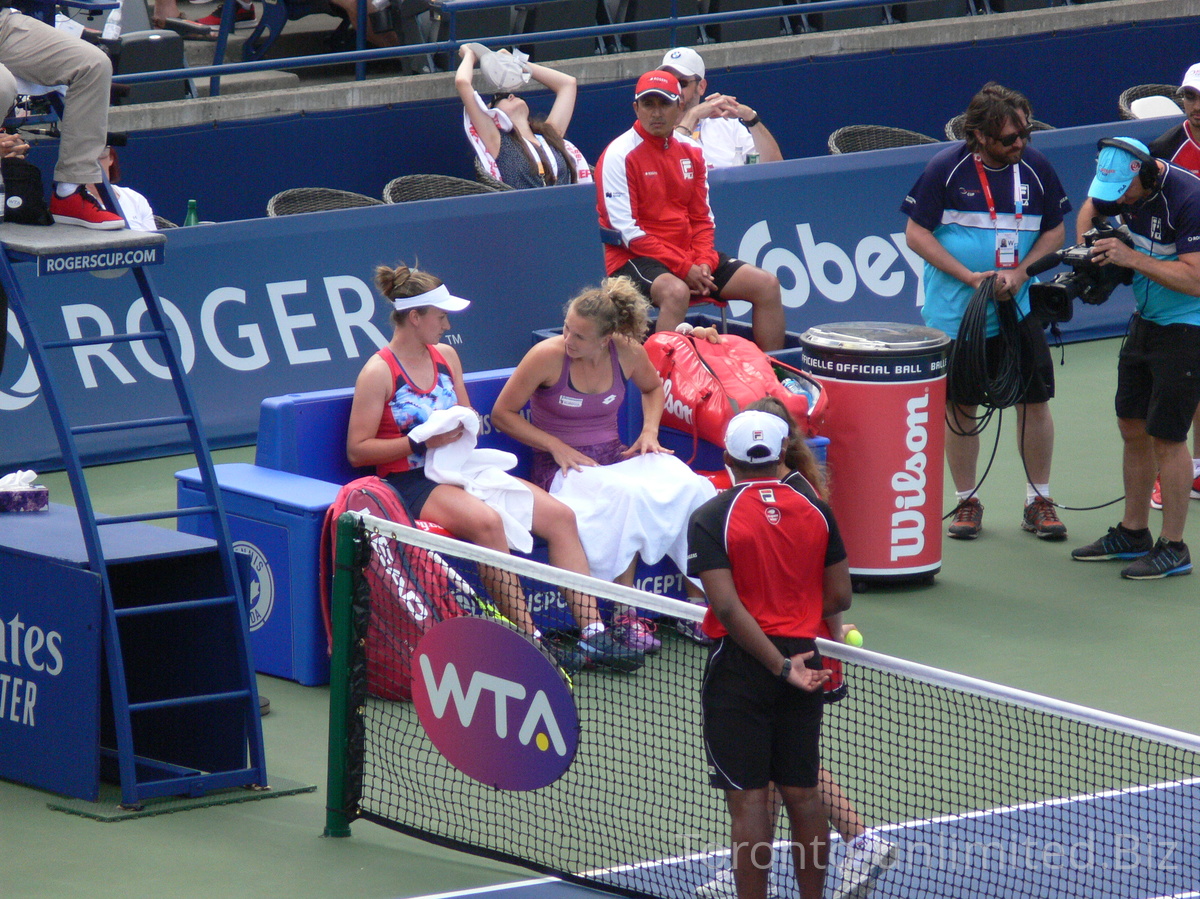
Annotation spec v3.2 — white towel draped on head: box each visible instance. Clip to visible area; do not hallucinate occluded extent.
[549,454,716,584]
[407,406,535,553]
[462,92,593,184]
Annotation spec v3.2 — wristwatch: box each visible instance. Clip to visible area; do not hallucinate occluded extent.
[777,658,792,682]
[740,113,761,128]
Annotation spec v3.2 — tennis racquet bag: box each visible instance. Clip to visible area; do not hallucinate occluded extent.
[319,476,472,701]
[645,332,827,451]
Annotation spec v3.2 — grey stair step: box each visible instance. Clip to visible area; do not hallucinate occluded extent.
[192,68,301,96]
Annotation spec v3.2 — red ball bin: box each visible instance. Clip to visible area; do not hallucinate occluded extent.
[799,322,950,583]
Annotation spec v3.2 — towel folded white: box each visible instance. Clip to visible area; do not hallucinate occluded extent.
[408,407,535,553]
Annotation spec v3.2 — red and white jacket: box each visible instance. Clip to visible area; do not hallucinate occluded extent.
[596,120,719,279]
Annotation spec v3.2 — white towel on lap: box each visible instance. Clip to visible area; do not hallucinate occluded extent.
[550,454,717,583]
[408,407,535,553]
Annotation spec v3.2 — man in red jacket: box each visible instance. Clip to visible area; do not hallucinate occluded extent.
[596,70,785,351]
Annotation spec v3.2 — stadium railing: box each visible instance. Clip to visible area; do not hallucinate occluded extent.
[110,0,1083,97]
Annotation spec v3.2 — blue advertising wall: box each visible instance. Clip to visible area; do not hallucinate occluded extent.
[0,117,1173,470]
[51,12,1199,225]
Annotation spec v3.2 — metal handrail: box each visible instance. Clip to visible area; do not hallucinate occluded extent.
[110,0,1008,90]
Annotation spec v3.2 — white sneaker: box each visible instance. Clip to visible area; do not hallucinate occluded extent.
[695,868,780,899]
[832,834,897,899]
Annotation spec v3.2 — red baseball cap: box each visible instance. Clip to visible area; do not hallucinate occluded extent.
[634,70,681,102]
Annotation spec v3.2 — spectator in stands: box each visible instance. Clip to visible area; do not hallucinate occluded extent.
[902,82,1070,542]
[0,7,124,229]
[100,145,156,232]
[346,261,642,673]
[1142,62,1200,512]
[491,277,717,652]
[688,410,852,899]
[195,0,257,29]
[455,45,590,189]
[596,70,785,350]
[659,46,782,169]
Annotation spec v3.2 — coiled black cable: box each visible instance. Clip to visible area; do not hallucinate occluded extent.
[946,274,1030,433]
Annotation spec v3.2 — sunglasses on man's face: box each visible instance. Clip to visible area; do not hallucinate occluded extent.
[1182,90,1200,104]
[994,127,1033,147]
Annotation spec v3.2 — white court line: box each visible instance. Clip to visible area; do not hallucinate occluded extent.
[1147,893,1200,899]
[583,776,1200,878]
[399,878,560,899]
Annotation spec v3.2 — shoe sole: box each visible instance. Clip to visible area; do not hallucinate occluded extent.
[1072,551,1149,561]
[833,842,900,899]
[52,214,124,230]
[1121,563,1193,580]
[947,529,980,540]
[578,646,644,673]
[1022,523,1068,540]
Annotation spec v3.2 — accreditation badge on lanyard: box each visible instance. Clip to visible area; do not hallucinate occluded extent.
[974,155,1023,269]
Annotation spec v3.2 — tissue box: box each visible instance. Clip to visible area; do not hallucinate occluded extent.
[0,486,49,512]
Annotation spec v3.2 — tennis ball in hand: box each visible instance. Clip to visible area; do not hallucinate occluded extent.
[845,628,864,648]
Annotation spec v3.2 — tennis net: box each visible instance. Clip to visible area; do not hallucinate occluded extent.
[325,510,1200,899]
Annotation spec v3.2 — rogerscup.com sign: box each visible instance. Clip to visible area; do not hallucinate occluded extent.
[38,246,162,276]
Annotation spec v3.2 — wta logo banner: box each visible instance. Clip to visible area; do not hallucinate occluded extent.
[413,617,579,790]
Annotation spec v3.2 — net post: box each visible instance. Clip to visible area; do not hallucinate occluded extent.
[323,512,360,838]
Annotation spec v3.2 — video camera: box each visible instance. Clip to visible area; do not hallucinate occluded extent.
[1027,218,1135,324]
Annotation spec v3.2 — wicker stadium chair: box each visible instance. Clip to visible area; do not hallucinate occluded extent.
[827,124,940,154]
[382,174,502,204]
[153,214,178,229]
[943,113,1056,141]
[473,156,515,192]
[265,187,384,217]
[1117,84,1184,121]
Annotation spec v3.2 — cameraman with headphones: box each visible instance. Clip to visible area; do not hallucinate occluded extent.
[1071,138,1200,579]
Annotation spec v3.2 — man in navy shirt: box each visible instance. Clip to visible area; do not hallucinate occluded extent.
[901,82,1071,543]
[1071,138,1200,579]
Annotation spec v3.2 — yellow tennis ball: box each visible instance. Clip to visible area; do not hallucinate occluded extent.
[845,628,864,648]
[536,733,550,752]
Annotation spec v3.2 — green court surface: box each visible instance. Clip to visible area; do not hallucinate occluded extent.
[4,335,1199,898]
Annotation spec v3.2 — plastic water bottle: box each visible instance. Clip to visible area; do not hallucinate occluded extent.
[183,199,199,226]
[102,7,122,41]
[781,378,804,394]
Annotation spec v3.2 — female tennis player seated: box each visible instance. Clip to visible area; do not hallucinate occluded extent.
[491,276,717,652]
[345,261,641,674]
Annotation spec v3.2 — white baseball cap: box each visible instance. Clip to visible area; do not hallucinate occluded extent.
[1181,63,1200,94]
[661,47,705,80]
[724,411,787,464]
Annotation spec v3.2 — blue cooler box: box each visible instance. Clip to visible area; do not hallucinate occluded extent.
[176,463,340,686]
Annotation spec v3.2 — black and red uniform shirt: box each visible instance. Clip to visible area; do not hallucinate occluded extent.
[687,476,846,640]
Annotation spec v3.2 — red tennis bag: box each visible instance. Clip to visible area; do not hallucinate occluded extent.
[319,476,469,701]
[645,332,827,446]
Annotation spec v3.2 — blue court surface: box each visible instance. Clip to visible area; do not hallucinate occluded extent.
[408,778,1200,899]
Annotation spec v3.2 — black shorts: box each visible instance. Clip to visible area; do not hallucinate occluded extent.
[701,636,823,791]
[1115,316,1200,443]
[385,468,438,518]
[613,253,746,302]
[947,312,1055,407]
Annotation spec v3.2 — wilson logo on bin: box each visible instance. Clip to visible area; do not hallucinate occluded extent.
[412,617,579,791]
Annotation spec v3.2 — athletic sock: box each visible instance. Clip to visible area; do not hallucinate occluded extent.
[55,182,79,198]
[955,489,976,502]
[1027,483,1050,504]
[581,622,605,639]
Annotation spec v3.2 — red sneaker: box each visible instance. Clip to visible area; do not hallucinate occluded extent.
[50,186,124,230]
[197,4,255,27]
[1152,474,1200,510]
